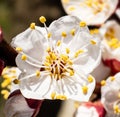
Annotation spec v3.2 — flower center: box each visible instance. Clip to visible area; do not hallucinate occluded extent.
[105,28,120,49]
[44,48,74,80]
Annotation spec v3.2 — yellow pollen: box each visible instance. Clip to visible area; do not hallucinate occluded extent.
[113,105,120,114]
[82,85,88,94]
[16,47,22,52]
[51,92,56,99]
[90,39,96,45]
[1,79,11,88]
[30,23,35,29]
[68,6,75,11]
[21,54,27,60]
[1,90,9,99]
[56,40,61,46]
[51,53,57,60]
[87,75,94,83]
[106,38,120,49]
[47,33,52,38]
[56,95,67,100]
[36,70,40,77]
[2,75,10,79]
[110,76,115,81]
[90,29,99,35]
[46,47,51,52]
[66,48,70,54]
[62,31,67,37]
[60,54,69,62]
[44,62,50,66]
[101,80,106,86]
[62,0,69,4]
[79,21,86,27]
[74,49,84,58]
[13,79,20,84]
[67,59,73,65]
[69,69,74,76]
[70,29,75,36]
[39,16,46,24]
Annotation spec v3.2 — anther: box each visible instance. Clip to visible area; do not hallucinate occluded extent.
[62,31,67,38]
[101,80,106,86]
[36,70,40,77]
[82,85,88,94]
[70,29,75,36]
[30,23,35,29]
[39,16,46,24]
[21,54,27,61]
[90,39,96,45]
[79,21,86,27]
[16,47,22,52]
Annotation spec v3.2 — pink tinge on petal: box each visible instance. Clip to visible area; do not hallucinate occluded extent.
[0,59,4,75]
[25,98,43,109]
[0,27,3,43]
[103,59,120,75]
[84,101,106,117]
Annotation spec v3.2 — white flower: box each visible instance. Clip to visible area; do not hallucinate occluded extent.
[100,20,120,61]
[11,15,101,101]
[61,0,118,25]
[75,101,106,117]
[101,72,120,116]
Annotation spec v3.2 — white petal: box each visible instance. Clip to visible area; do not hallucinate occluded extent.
[19,75,52,99]
[16,54,41,74]
[4,94,34,117]
[101,72,120,115]
[49,15,89,45]
[11,26,47,61]
[71,34,101,74]
[61,0,118,25]
[61,73,95,101]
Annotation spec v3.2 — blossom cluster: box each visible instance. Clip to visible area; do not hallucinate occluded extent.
[0,0,120,117]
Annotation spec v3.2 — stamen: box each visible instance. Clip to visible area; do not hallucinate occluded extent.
[82,85,88,94]
[74,49,84,58]
[56,40,61,46]
[68,6,76,11]
[70,29,75,36]
[110,76,115,81]
[47,32,52,38]
[87,75,94,83]
[79,21,86,27]
[113,105,120,114]
[16,47,22,52]
[66,48,70,54]
[39,16,46,24]
[13,79,20,84]
[30,23,35,29]
[51,92,56,99]
[62,31,67,38]
[90,39,96,45]
[21,54,27,61]
[36,70,40,77]
[101,80,106,86]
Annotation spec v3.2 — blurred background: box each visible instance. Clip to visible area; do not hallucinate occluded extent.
[0,0,66,116]
[0,0,120,117]
[0,0,66,43]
